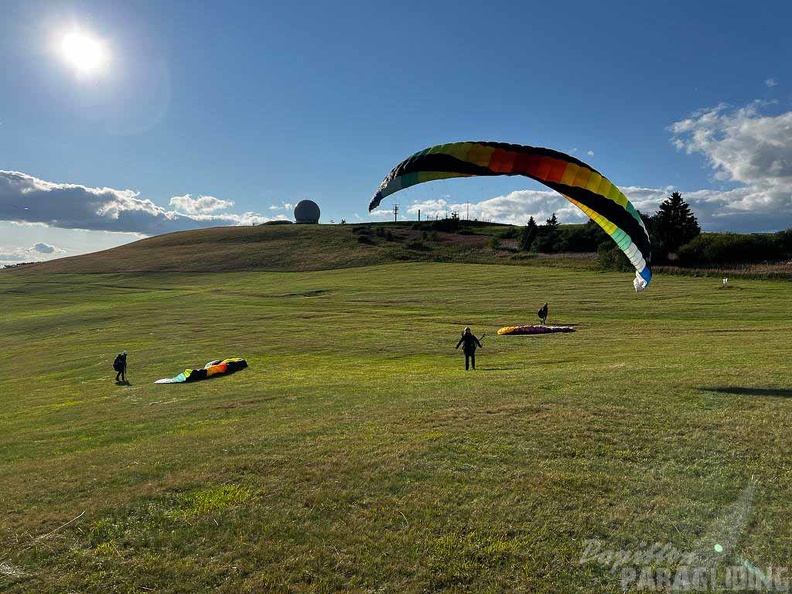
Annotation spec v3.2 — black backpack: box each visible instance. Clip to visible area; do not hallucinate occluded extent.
[113,355,123,371]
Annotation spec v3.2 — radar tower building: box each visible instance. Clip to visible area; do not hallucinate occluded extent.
[294,200,320,224]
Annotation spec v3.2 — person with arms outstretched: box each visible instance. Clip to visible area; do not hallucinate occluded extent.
[455,327,482,371]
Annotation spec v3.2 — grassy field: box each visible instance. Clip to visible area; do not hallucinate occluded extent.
[0,262,790,592]
[7,223,526,275]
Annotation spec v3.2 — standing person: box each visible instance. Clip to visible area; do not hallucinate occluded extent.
[114,350,127,383]
[537,302,548,325]
[455,327,483,371]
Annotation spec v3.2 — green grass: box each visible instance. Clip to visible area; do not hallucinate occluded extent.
[8,223,524,274]
[0,263,790,592]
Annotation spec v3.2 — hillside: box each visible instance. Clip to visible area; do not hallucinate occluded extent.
[1,263,790,592]
[7,222,790,279]
[4,222,577,275]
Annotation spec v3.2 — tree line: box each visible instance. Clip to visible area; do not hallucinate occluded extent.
[514,192,791,268]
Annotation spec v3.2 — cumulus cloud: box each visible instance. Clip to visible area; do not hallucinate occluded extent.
[169,194,234,215]
[0,221,147,266]
[0,241,63,265]
[33,242,56,254]
[669,103,792,229]
[670,103,792,186]
[397,191,589,226]
[0,247,34,263]
[269,201,294,212]
[380,182,787,233]
[0,171,269,235]
[765,78,778,88]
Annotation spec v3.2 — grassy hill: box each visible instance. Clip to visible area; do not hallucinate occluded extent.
[1,256,790,592]
[8,222,551,275]
[9,222,789,281]
[1,223,790,591]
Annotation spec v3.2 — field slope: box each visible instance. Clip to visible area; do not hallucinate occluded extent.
[0,260,790,592]
[7,223,530,274]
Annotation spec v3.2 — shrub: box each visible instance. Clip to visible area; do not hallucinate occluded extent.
[597,244,633,272]
[431,217,460,233]
[777,229,792,256]
[677,233,786,265]
[560,221,610,252]
[405,241,431,251]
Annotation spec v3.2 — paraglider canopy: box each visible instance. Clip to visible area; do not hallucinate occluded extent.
[155,358,248,384]
[370,141,652,291]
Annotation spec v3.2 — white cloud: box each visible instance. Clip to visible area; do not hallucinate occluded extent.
[169,194,234,215]
[670,103,792,185]
[400,191,587,226]
[669,103,792,230]
[0,240,64,266]
[0,246,34,264]
[381,180,787,233]
[765,78,778,88]
[0,221,146,266]
[0,170,269,234]
[587,150,595,157]
[33,242,56,254]
[269,201,294,212]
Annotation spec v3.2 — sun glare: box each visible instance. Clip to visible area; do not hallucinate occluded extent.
[60,31,109,75]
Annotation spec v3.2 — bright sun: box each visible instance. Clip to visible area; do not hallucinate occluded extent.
[60,31,109,75]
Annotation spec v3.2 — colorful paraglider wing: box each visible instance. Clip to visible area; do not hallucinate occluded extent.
[369,142,651,290]
[498,325,575,335]
[155,358,248,384]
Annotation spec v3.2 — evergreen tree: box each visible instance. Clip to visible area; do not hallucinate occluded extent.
[519,216,538,251]
[652,191,700,259]
[535,212,562,252]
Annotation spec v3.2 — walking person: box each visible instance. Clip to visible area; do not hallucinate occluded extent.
[114,350,127,383]
[455,327,483,371]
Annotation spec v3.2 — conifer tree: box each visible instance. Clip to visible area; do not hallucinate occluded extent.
[534,212,562,252]
[519,216,538,251]
[652,191,700,259]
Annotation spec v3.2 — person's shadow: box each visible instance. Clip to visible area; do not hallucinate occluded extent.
[699,386,792,398]
[115,379,131,386]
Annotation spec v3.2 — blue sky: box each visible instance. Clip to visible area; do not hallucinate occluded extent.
[1,0,791,264]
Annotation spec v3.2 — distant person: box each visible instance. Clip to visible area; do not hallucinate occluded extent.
[113,350,127,383]
[537,302,548,325]
[455,327,483,371]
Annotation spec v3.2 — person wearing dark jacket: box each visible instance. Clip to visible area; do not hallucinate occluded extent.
[455,327,483,370]
[537,302,548,325]
[114,351,127,383]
